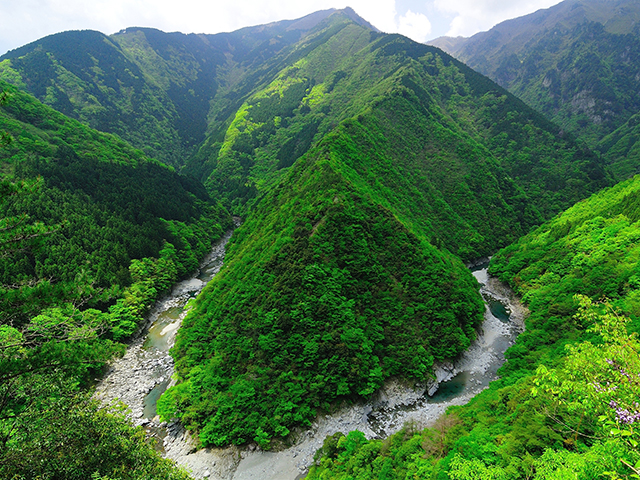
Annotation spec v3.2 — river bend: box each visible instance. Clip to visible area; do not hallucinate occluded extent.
[95,250,526,480]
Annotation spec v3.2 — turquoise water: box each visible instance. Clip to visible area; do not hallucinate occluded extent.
[488,298,510,323]
[144,379,171,419]
[429,372,469,403]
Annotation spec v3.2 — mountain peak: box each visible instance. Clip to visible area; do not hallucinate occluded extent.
[336,7,381,32]
[277,7,379,33]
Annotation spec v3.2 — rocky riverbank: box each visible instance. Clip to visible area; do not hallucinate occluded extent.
[94,228,234,427]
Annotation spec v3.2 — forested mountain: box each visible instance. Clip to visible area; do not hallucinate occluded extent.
[0,79,229,477]
[308,173,640,479]
[155,10,611,449]
[0,9,374,167]
[0,5,635,479]
[429,0,640,179]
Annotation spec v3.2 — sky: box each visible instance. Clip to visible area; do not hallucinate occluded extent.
[0,0,564,57]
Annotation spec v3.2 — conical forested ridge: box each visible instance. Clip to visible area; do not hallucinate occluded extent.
[156,11,610,448]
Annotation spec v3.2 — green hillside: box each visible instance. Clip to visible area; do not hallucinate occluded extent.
[0,80,229,478]
[429,0,640,179]
[307,172,640,479]
[0,6,631,475]
[158,12,610,449]
[599,111,640,179]
[189,14,608,243]
[160,126,485,448]
[0,80,230,327]
[0,10,361,168]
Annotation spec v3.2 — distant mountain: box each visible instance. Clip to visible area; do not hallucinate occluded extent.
[429,0,640,179]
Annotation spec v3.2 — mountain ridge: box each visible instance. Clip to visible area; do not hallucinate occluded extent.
[150,11,611,448]
[0,8,374,168]
[0,6,630,474]
[428,0,640,179]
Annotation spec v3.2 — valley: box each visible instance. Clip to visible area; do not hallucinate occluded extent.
[0,2,639,479]
[97,255,527,480]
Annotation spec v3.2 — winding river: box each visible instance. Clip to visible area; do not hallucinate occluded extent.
[95,240,527,480]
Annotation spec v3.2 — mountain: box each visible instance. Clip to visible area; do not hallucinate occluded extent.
[308,155,640,480]
[429,0,640,179]
[0,4,624,466]
[0,78,230,478]
[0,78,231,331]
[153,11,610,448]
[0,9,354,167]
[599,111,640,179]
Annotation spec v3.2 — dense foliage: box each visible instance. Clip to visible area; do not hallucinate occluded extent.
[0,309,192,480]
[0,5,633,476]
[192,14,608,230]
[160,140,484,447]
[600,111,640,179]
[0,12,347,167]
[158,10,611,450]
[0,79,229,477]
[432,0,640,180]
[307,173,640,478]
[0,81,231,327]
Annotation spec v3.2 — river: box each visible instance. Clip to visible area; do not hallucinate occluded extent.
[95,246,527,480]
[94,227,234,427]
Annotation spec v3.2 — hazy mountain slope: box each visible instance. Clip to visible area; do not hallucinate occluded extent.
[429,0,640,176]
[0,30,189,166]
[599,111,640,179]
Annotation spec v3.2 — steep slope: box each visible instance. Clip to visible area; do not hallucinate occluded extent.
[0,9,346,167]
[188,11,608,257]
[599,111,640,179]
[0,5,617,459]
[0,79,230,328]
[160,117,486,448]
[0,80,232,478]
[158,13,610,449]
[307,176,640,480]
[429,0,640,175]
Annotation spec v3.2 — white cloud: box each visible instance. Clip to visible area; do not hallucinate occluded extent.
[0,0,399,54]
[432,0,562,37]
[397,10,432,42]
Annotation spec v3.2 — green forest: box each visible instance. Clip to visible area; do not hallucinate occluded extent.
[0,2,639,479]
[307,172,640,479]
[434,0,640,181]
[0,80,230,478]
[156,12,614,454]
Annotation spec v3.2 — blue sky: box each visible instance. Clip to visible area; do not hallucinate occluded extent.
[0,0,563,56]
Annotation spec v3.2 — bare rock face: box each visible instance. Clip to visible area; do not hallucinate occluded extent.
[428,362,457,396]
[373,378,426,410]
